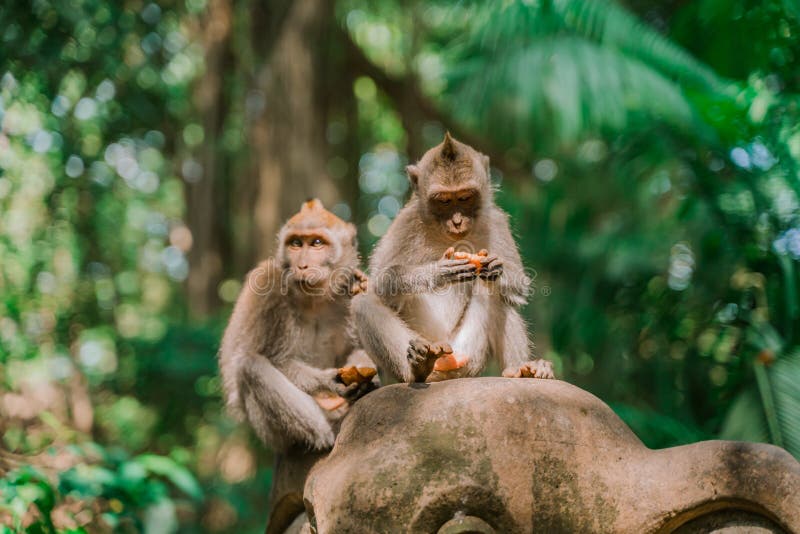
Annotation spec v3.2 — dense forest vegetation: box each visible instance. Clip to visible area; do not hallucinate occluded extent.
[1,0,799,531]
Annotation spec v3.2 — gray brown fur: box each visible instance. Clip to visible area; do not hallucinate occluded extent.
[219,200,374,452]
[353,134,553,383]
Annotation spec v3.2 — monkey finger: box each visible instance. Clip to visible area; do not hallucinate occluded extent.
[480,266,503,281]
[443,261,478,274]
[440,258,472,268]
[340,382,364,401]
[429,341,453,356]
[478,254,498,266]
[446,269,479,281]
[442,247,456,259]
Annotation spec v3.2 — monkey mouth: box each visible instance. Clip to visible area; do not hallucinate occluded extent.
[446,225,470,237]
[291,271,328,287]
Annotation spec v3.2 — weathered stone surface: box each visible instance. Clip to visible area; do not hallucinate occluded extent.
[304,378,800,533]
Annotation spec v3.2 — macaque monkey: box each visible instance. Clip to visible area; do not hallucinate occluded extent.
[353,133,554,383]
[219,199,377,453]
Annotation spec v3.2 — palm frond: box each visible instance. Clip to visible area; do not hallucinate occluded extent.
[719,388,770,444]
[445,37,708,149]
[720,349,800,460]
[461,0,723,90]
[771,348,800,458]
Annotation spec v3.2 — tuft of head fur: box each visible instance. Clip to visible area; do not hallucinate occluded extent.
[405,134,494,229]
[407,134,491,194]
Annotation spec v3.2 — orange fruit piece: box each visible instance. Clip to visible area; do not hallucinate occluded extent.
[433,352,469,372]
[338,366,378,386]
[313,391,347,411]
[450,249,489,273]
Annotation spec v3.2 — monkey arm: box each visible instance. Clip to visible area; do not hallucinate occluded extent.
[490,209,531,307]
[373,259,478,307]
[274,357,340,395]
[372,263,437,305]
[352,292,419,383]
[239,355,336,451]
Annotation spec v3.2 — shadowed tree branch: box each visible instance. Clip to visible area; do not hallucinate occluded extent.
[342,30,523,176]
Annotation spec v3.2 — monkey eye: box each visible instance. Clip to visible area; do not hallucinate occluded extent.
[310,238,325,247]
[438,197,451,205]
[458,194,473,202]
[289,238,303,248]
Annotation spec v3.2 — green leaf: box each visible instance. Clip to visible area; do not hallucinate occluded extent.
[134,454,203,501]
[771,348,800,459]
[720,387,770,444]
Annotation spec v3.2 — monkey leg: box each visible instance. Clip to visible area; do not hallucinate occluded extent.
[497,308,555,380]
[352,292,425,383]
[408,339,453,383]
[238,356,336,451]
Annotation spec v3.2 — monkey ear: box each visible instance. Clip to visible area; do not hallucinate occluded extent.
[481,154,490,173]
[406,165,420,190]
[441,131,457,161]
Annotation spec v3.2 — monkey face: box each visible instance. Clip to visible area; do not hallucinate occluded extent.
[283,232,334,288]
[428,187,480,238]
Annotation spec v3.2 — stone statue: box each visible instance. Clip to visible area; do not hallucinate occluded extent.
[270,378,800,533]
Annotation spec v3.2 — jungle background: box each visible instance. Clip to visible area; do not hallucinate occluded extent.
[1,0,799,532]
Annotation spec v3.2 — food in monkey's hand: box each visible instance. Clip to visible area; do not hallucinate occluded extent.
[337,366,378,386]
[313,391,347,411]
[444,247,489,273]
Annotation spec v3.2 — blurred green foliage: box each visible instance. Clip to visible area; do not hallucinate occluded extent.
[1,0,799,532]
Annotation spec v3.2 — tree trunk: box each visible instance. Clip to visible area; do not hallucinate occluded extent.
[248,0,339,261]
[185,0,233,316]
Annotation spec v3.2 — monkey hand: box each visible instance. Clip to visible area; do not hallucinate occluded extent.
[435,249,478,285]
[477,253,503,281]
[349,269,369,296]
[334,379,378,405]
[502,359,555,379]
[408,338,452,382]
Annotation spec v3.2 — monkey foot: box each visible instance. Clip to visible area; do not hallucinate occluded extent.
[433,352,469,372]
[408,339,452,382]
[502,359,555,379]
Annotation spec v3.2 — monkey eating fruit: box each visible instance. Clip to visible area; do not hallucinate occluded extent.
[353,133,555,383]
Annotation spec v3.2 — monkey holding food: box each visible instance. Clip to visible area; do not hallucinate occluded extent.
[353,133,554,383]
[219,199,378,453]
